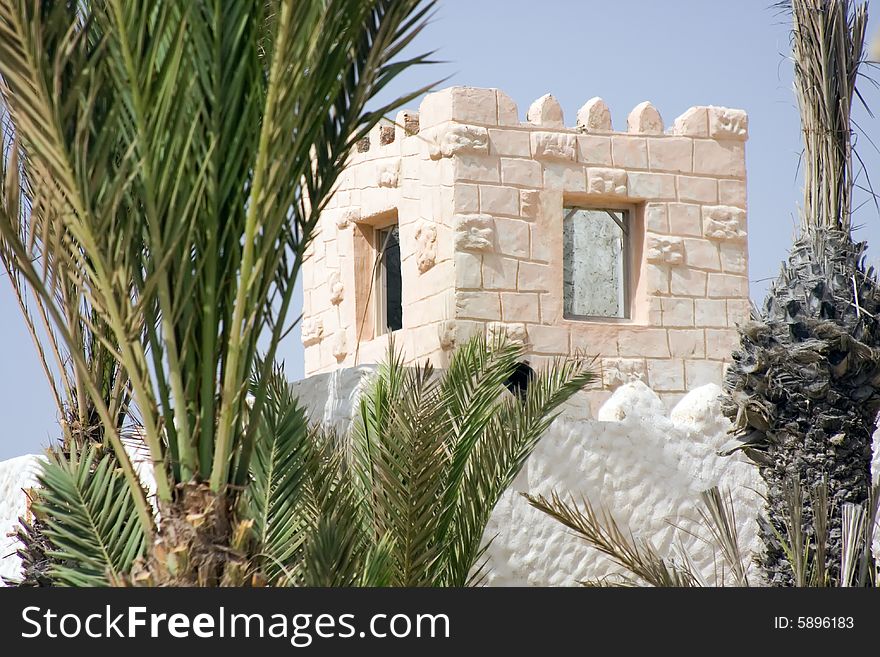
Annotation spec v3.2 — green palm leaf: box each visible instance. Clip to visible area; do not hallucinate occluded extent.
[32,445,147,587]
[243,365,319,584]
[351,349,450,586]
[445,351,596,585]
[349,334,595,586]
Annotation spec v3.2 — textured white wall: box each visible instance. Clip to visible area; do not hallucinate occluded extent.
[0,455,42,583]
[482,381,764,585]
[1,370,878,585]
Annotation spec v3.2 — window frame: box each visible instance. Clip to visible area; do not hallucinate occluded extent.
[561,204,633,322]
[373,222,403,336]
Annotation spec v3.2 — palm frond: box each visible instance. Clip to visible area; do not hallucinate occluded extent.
[697,487,751,587]
[786,0,869,233]
[241,364,315,584]
[446,352,596,585]
[840,502,866,586]
[31,445,147,587]
[525,491,699,587]
[350,345,450,586]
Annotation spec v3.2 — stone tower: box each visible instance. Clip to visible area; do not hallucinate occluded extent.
[301,86,749,411]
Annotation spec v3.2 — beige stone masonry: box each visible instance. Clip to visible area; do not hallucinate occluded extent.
[302,86,750,408]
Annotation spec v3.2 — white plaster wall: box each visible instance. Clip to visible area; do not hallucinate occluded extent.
[1,371,878,586]
[0,454,42,583]
[483,382,765,586]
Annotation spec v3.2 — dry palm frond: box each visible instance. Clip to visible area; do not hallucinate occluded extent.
[810,479,830,586]
[525,491,699,588]
[782,0,869,235]
[697,488,750,587]
[840,502,866,586]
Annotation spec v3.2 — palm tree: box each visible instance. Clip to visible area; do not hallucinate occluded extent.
[10,335,594,586]
[0,0,437,585]
[722,0,880,585]
[238,338,594,587]
[0,0,596,587]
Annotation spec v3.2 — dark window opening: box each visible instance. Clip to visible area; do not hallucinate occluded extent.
[377,225,403,333]
[504,362,535,402]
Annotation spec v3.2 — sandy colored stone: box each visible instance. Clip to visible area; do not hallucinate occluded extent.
[668,203,702,236]
[455,290,501,320]
[672,106,709,137]
[527,93,565,127]
[646,235,685,265]
[648,138,692,173]
[683,238,721,270]
[611,136,648,169]
[669,329,705,358]
[677,176,717,203]
[531,132,576,161]
[489,129,531,157]
[414,221,438,273]
[576,134,613,165]
[587,167,627,196]
[708,106,748,140]
[702,205,747,241]
[661,298,695,327]
[671,268,708,297]
[501,157,543,187]
[627,172,676,200]
[693,139,745,177]
[480,185,520,216]
[454,213,495,252]
[576,97,612,132]
[695,298,728,328]
[627,101,664,134]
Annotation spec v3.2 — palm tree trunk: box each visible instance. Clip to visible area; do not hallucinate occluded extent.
[724,229,880,584]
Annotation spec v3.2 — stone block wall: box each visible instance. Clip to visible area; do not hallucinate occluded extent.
[302,86,750,409]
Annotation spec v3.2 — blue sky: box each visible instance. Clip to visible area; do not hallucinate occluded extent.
[2,0,880,459]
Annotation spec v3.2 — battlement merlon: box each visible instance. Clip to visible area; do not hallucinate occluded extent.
[305,86,749,412]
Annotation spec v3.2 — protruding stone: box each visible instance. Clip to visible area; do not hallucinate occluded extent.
[673,106,709,137]
[646,235,685,266]
[335,208,360,229]
[496,90,519,125]
[600,359,647,390]
[356,136,370,153]
[438,319,457,351]
[576,97,612,132]
[430,124,490,160]
[454,214,495,252]
[702,206,747,241]
[329,271,344,305]
[331,330,347,362]
[367,119,394,151]
[414,221,438,273]
[377,159,400,187]
[627,101,664,134]
[395,109,420,141]
[301,318,324,346]
[531,132,576,161]
[708,107,748,140]
[587,168,627,196]
[487,321,528,347]
[527,93,564,127]
[520,189,541,219]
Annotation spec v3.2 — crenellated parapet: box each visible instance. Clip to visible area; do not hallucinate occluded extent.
[303,86,750,408]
